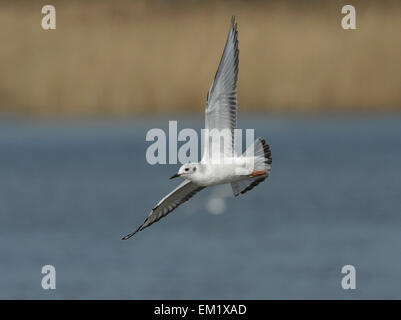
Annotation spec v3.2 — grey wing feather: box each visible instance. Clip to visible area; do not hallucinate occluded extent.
[122,180,204,239]
[231,138,272,196]
[203,17,239,158]
[231,176,267,197]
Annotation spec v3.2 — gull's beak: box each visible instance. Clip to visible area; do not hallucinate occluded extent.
[170,173,180,179]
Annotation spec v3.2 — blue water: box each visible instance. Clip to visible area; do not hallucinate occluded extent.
[0,115,400,299]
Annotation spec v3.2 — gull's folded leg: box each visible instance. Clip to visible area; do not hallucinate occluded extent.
[250,170,266,177]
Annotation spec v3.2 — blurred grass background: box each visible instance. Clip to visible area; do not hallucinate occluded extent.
[0,0,400,116]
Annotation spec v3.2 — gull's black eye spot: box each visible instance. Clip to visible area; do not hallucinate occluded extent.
[193,167,196,172]
[185,168,189,172]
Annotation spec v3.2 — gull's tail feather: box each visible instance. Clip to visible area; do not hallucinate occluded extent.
[231,137,272,196]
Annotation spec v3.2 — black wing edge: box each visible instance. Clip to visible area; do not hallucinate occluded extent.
[121,186,205,240]
[239,138,272,196]
[206,16,239,105]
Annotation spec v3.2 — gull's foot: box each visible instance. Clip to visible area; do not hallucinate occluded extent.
[250,170,266,177]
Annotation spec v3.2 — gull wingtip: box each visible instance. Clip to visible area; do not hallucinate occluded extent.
[121,227,142,240]
[121,234,133,240]
[231,16,238,27]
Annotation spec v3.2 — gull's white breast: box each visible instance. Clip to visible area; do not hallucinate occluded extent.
[193,157,252,186]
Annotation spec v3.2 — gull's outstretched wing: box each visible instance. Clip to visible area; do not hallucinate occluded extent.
[202,17,239,162]
[122,180,204,239]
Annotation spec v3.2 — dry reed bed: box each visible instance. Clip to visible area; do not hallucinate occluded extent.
[0,0,400,115]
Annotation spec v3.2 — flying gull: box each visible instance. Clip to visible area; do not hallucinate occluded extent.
[122,17,272,239]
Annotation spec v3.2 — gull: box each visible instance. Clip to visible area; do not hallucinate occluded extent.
[122,17,272,240]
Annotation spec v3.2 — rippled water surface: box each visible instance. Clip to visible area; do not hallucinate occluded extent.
[1,115,400,299]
